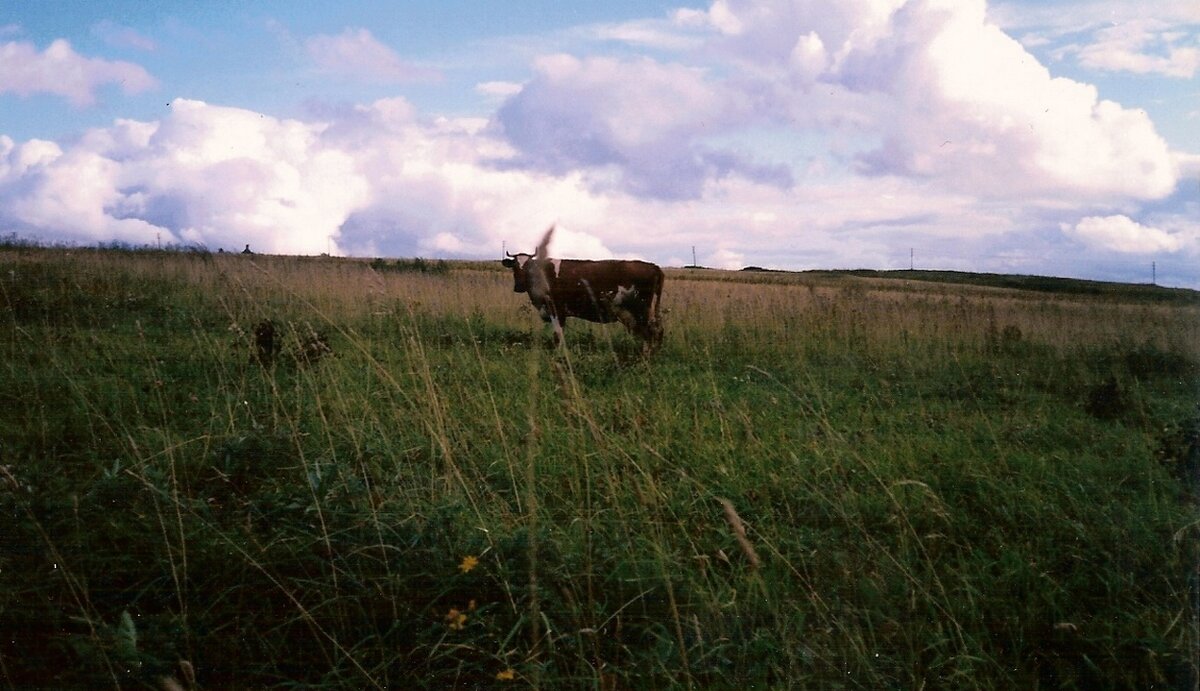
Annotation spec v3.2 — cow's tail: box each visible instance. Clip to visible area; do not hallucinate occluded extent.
[535,224,554,260]
[528,224,555,298]
[647,266,665,351]
[651,267,664,323]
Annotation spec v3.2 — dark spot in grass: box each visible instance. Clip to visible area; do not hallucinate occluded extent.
[1156,414,1200,496]
[252,319,277,367]
[1084,376,1127,421]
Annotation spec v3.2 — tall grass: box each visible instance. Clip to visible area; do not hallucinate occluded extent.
[1,247,1197,689]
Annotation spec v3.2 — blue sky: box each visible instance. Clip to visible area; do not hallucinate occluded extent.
[1,0,1197,286]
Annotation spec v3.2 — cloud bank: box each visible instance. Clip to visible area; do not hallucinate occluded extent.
[0,1,1196,286]
[0,98,614,258]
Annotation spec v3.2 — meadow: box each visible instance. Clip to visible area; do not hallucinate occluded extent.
[0,245,1197,689]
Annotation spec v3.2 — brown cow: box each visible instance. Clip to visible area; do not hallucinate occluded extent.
[502,226,664,352]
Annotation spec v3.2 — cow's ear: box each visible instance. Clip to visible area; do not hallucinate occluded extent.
[502,258,515,268]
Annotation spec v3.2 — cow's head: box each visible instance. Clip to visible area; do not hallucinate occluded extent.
[501,225,556,296]
[502,252,534,293]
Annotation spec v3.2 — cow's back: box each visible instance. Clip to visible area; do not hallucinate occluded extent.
[554,260,661,321]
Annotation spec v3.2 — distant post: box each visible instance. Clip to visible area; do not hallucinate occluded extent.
[910,247,914,271]
[1152,261,1156,285]
[692,245,697,267]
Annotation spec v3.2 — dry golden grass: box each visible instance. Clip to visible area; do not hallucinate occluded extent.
[7,248,1195,363]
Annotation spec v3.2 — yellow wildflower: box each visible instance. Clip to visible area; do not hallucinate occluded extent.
[496,668,516,681]
[445,608,468,630]
[458,555,479,573]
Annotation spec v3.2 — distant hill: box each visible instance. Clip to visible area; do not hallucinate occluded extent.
[847,269,1198,304]
[744,267,1199,305]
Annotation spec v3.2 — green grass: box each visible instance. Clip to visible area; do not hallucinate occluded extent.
[1,247,1197,689]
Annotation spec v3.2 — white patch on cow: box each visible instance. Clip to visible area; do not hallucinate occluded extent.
[516,254,530,268]
[549,258,561,277]
[614,284,637,305]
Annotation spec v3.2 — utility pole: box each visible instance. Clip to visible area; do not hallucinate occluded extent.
[1152,261,1156,285]
[910,247,914,271]
[692,245,697,267]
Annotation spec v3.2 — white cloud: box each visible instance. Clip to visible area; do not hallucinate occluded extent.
[992,3,1199,81]
[1064,215,1184,253]
[0,92,1194,285]
[0,134,161,244]
[990,0,1200,35]
[0,96,621,258]
[0,99,369,254]
[708,246,746,269]
[328,97,615,258]
[1072,19,1199,78]
[475,80,523,99]
[581,19,705,51]
[304,28,440,83]
[495,53,790,199]
[491,0,1179,207]
[912,1,1178,199]
[91,20,158,52]
[0,39,156,106]
[689,0,1180,201]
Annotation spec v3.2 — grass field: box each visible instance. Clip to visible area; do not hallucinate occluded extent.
[1,245,1197,689]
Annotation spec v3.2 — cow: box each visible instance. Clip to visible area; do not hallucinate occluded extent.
[502,225,664,353]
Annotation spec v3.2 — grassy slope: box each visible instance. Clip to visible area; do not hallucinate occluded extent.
[0,248,1197,689]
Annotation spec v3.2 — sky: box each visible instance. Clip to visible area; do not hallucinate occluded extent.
[1,1,1197,287]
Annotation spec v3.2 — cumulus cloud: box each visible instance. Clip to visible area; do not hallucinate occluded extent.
[328,99,615,258]
[0,39,156,106]
[1063,215,1184,253]
[666,1,1181,204]
[495,53,790,199]
[492,0,1179,207]
[0,134,162,244]
[0,100,369,253]
[305,28,440,83]
[0,97,620,259]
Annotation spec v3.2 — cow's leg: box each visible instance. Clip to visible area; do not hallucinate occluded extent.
[645,319,664,353]
[613,308,661,355]
[613,308,638,334]
[634,317,663,355]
